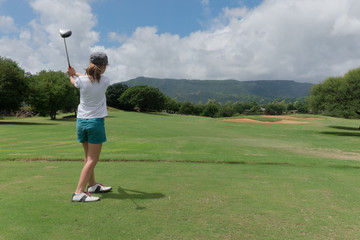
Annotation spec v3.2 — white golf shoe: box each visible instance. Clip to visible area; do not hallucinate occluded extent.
[87,183,112,193]
[72,192,100,202]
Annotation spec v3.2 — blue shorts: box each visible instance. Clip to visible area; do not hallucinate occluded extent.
[76,118,106,144]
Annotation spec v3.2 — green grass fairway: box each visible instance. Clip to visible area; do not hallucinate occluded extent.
[1,110,360,165]
[1,161,360,240]
[1,110,360,239]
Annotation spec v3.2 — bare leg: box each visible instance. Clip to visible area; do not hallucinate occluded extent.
[75,142,102,193]
[82,142,96,186]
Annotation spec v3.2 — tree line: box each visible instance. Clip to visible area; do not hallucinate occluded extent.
[106,82,309,117]
[0,57,78,119]
[1,55,359,119]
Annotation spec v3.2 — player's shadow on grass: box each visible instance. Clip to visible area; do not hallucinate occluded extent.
[320,131,360,137]
[320,125,360,137]
[101,187,165,210]
[0,121,58,125]
[329,126,359,131]
[101,186,165,199]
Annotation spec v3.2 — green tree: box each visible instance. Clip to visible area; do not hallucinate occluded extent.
[309,68,360,118]
[202,100,220,118]
[309,82,326,114]
[287,103,296,112]
[28,71,76,119]
[219,101,234,117]
[179,101,197,115]
[233,101,251,114]
[194,102,205,116]
[294,100,309,114]
[309,76,347,117]
[342,68,360,118]
[106,83,128,109]
[0,57,28,113]
[62,87,80,116]
[164,96,180,113]
[265,103,286,115]
[248,102,261,115]
[118,85,166,112]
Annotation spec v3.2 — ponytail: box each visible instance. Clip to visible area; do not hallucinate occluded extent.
[86,62,107,83]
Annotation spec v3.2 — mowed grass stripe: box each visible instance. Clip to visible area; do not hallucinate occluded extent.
[1,110,360,165]
[1,161,360,239]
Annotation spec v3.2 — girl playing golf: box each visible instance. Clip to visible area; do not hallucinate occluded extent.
[67,52,112,202]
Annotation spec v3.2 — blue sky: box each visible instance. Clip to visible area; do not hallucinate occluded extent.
[0,0,360,84]
[0,0,263,47]
[91,0,263,42]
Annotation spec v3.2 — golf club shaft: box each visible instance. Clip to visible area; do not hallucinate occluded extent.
[63,38,70,67]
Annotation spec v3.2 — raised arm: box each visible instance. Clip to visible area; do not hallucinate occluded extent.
[67,66,84,86]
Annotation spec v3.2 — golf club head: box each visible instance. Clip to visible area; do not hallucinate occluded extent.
[59,28,72,38]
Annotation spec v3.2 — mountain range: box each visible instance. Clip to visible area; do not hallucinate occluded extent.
[124,77,313,103]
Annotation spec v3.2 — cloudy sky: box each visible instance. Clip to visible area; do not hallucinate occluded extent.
[1,0,360,84]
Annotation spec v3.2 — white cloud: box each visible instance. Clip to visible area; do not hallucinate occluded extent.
[28,0,99,70]
[0,0,99,73]
[201,0,209,6]
[0,16,17,33]
[103,0,360,83]
[108,32,127,43]
[1,0,360,84]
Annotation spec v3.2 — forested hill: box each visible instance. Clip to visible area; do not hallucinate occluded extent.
[124,77,313,103]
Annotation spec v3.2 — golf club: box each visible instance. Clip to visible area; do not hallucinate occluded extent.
[59,28,72,67]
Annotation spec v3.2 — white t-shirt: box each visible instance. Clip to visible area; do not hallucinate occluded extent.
[75,75,110,119]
